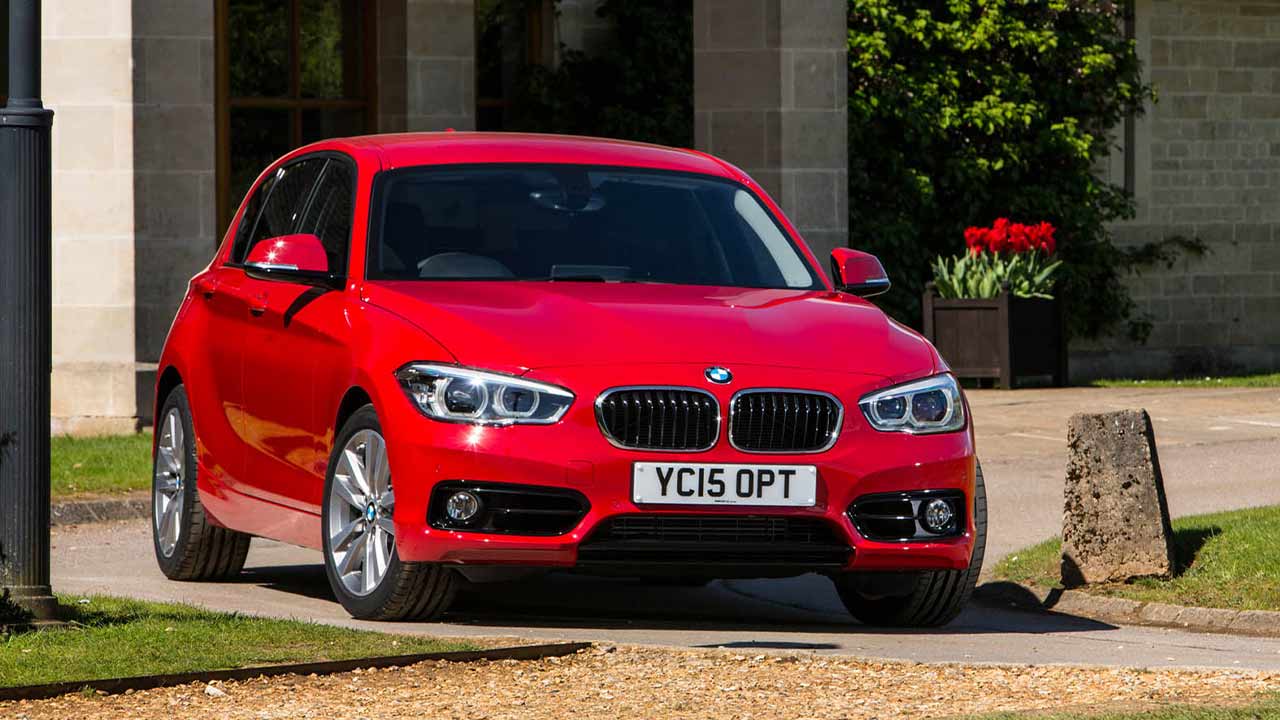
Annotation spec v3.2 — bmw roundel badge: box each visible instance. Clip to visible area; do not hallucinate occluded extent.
[705,366,733,384]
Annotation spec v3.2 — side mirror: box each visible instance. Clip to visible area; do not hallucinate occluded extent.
[244,233,340,287]
[830,248,891,297]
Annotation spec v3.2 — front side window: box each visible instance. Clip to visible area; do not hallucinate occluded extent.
[233,157,326,264]
[367,166,820,290]
[299,160,356,274]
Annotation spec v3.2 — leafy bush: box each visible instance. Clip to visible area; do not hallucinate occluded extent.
[848,0,1162,339]
[933,219,1062,299]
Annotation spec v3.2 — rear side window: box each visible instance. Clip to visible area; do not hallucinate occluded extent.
[232,157,325,264]
[298,160,356,275]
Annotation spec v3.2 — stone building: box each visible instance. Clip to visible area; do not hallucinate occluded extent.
[0,0,1275,433]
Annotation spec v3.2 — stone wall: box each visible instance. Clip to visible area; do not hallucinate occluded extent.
[43,0,137,434]
[693,0,848,263]
[1078,0,1280,379]
[131,0,217,422]
[406,0,475,131]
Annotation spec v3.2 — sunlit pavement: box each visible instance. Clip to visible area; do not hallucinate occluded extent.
[53,386,1280,669]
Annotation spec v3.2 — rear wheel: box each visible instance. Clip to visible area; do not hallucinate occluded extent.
[833,462,987,628]
[321,405,457,620]
[152,385,251,581]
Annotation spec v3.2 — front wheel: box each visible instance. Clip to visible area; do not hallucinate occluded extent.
[321,405,457,620]
[833,461,988,628]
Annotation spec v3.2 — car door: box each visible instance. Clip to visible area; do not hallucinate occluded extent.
[240,156,357,514]
[182,171,282,501]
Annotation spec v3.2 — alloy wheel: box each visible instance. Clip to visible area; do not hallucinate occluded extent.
[327,429,396,596]
[153,407,186,558]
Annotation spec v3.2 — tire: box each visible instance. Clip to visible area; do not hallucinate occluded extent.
[152,385,251,581]
[321,404,457,621]
[833,461,988,628]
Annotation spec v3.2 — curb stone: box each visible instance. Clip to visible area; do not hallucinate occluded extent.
[974,580,1280,638]
[51,492,149,526]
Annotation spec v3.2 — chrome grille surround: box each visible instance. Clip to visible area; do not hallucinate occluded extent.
[594,386,721,452]
[727,388,843,454]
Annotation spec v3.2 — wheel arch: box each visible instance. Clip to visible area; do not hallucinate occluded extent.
[335,385,375,437]
[154,364,184,450]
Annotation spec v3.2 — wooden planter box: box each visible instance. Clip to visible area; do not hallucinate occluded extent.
[922,286,1067,388]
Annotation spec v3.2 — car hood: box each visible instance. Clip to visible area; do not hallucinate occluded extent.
[362,281,941,380]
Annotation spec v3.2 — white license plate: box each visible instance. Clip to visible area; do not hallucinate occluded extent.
[632,462,817,507]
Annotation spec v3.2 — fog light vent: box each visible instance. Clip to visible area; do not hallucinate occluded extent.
[428,481,589,536]
[848,491,965,542]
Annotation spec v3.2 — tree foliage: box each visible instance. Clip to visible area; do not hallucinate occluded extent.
[847,0,1160,339]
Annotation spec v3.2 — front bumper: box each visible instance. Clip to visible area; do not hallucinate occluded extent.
[381,364,977,575]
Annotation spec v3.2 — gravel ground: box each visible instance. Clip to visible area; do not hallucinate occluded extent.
[3,646,1278,720]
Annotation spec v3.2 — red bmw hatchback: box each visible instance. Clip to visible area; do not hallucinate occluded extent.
[152,133,984,626]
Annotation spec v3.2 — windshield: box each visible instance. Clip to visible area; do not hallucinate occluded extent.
[366,165,821,289]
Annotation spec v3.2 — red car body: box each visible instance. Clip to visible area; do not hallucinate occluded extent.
[156,133,977,613]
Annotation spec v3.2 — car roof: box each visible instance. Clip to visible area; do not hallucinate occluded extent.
[320,132,741,179]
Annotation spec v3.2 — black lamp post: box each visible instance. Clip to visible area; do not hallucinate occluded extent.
[0,0,57,620]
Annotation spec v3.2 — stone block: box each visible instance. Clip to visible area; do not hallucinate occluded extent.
[42,38,132,103]
[133,0,213,38]
[694,50,781,110]
[1061,410,1175,587]
[1236,40,1280,68]
[788,50,839,109]
[50,104,119,172]
[51,361,137,419]
[780,110,846,168]
[779,0,845,50]
[134,105,215,172]
[407,0,475,58]
[52,235,134,307]
[52,305,135,364]
[703,0,766,50]
[790,170,840,229]
[52,170,133,237]
[46,0,129,38]
[137,172,204,238]
[138,37,207,105]
[707,111,769,169]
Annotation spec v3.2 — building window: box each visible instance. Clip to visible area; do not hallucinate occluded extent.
[215,0,376,234]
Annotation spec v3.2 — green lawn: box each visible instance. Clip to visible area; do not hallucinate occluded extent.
[1088,373,1280,388]
[970,699,1280,720]
[0,595,475,689]
[995,505,1280,612]
[51,433,152,498]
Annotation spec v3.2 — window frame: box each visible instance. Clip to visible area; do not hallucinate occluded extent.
[226,150,358,283]
[362,163,824,291]
[214,0,377,239]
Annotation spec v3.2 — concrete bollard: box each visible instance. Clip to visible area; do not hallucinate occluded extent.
[1061,409,1176,587]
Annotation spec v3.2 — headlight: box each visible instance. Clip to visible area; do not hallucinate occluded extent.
[858,374,965,434]
[395,363,574,425]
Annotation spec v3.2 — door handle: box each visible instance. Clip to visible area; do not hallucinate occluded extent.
[249,293,269,317]
[192,276,218,300]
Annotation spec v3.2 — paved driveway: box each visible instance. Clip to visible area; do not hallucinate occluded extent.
[53,386,1280,669]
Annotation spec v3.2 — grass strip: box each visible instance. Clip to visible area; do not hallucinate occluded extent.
[995,505,1280,612]
[1088,373,1280,388]
[0,595,475,689]
[51,434,153,498]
